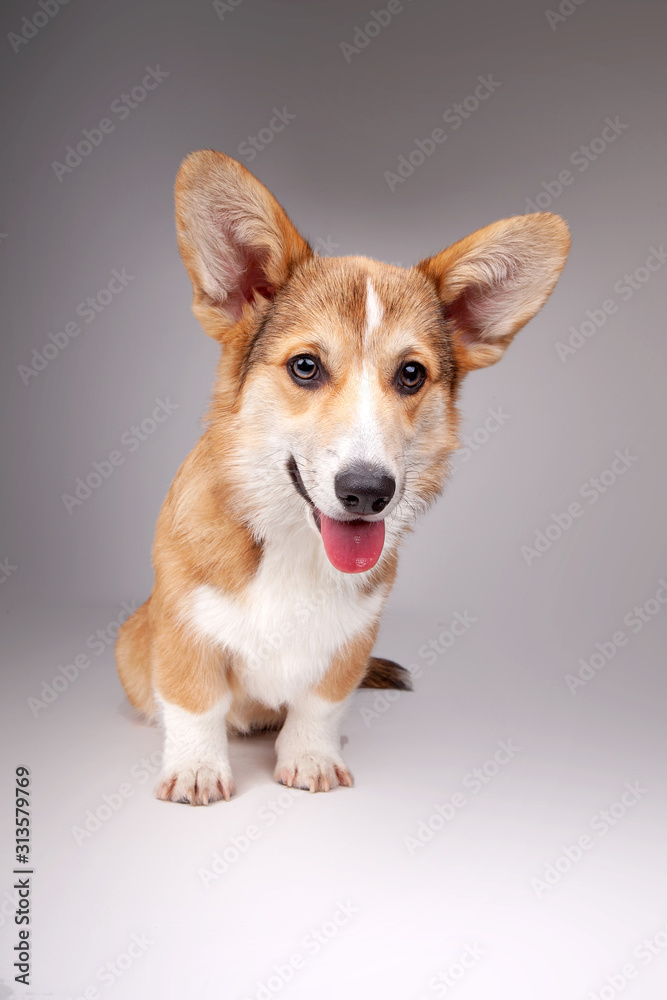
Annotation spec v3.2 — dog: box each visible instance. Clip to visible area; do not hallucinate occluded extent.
[115,150,569,804]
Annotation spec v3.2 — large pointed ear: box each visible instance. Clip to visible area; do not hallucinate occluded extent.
[174,150,312,340]
[417,213,570,371]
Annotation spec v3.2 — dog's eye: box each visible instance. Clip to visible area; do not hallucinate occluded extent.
[289,355,320,382]
[397,361,426,393]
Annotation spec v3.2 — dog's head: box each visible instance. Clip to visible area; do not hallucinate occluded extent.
[175,151,569,574]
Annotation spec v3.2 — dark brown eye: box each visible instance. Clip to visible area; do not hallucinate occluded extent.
[397,361,426,393]
[289,355,320,382]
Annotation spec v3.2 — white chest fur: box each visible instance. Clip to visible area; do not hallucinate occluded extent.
[185,523,388,708]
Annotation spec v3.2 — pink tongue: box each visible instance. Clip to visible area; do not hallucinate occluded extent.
[319,513,385,573]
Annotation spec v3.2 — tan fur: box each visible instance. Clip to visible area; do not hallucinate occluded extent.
[115,599,155,715]
[115,150,570,802]
[316,625,380,703]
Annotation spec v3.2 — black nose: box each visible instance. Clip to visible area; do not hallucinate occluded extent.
[335,464,396,515]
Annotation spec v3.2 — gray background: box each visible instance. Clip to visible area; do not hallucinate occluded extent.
[1,0,666,998]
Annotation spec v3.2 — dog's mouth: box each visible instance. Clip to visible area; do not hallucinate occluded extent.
[287,456,385,574]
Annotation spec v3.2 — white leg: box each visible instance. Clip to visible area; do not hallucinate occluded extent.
[155,694,235,805]
[274,693,353,792]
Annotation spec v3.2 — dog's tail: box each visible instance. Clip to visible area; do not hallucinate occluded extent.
[359,656,413,691]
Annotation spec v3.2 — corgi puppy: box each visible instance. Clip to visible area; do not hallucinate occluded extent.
[115,150,569,804]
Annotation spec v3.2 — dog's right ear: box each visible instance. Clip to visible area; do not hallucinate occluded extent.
[175,150,311,341]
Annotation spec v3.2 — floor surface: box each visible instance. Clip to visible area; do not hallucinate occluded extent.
[1,596,665,1000]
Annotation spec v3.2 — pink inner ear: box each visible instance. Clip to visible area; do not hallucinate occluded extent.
[225,247,277,322]
[443,285,490,346]
[240,252,276,304]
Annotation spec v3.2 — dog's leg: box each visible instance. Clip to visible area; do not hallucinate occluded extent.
[152,620,234,805]
[274,694,353,792]
[274,629,377,792]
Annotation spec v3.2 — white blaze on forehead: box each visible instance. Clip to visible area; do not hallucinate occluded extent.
[364,277,384,344]
[352,278,387,464]
[360,278,384,425]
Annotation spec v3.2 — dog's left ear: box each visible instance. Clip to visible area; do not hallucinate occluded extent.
[175,150,311,341]
[417,213,570,371]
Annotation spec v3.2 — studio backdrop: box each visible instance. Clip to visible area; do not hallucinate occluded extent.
[0,2,665,999]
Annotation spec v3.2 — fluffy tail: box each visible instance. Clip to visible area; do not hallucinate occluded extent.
[359,656,413,691]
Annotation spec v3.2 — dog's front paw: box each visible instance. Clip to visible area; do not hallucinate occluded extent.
[155,763,236,805]
[274,753,353,793]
